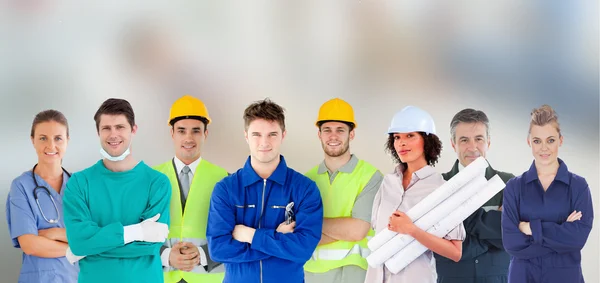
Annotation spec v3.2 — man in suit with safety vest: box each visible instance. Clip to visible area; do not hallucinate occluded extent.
[154,95,228,283]
[304,98,383,283]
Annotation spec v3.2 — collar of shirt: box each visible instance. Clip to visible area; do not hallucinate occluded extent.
[317,154,359,175]
[394,163,437,189]
[524,157,570,185]
[242,155,288,187]
[173,156,202,178]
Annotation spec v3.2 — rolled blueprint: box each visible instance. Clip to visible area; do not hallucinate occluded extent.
[384,175,506,274]
[367,157,489,252]
[366,174,487,267]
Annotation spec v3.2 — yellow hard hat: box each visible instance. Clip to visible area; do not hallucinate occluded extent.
[168,95,211,126]
[316,98,357,128]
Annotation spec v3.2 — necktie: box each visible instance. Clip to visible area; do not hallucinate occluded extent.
[181,165,191,200]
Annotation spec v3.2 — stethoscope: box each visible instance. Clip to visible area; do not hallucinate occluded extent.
[32,164,71,224]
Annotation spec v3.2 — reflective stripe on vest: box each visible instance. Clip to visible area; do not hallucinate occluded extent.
[153,159,228,283]
[309,236,374,261]
[304,160,379,273]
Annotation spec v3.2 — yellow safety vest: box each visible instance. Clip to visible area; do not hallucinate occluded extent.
[153,159,228,283]
[304,160,378,273]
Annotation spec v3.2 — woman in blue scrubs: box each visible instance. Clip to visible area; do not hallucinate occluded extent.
[6,110,79,282]
[501,105,593,283]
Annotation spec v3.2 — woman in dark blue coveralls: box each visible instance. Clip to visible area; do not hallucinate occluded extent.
[501,105,593,283]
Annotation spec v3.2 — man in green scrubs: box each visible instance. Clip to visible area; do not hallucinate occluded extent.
[63,98,171,283]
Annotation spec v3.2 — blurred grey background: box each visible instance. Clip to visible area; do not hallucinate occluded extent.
[0,1,598,282]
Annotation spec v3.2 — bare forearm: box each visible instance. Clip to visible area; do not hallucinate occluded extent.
[322,218,370,242]
[55,234,67,242]
[318,233,337,246]
[411,229,462,262]
[39,228,67,242]
[18,235,68,258]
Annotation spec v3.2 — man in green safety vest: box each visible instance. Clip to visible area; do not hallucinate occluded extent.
[154,95,228,283]
[304,98,384,283]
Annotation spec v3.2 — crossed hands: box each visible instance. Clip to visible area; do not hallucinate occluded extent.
[232,221,296,243]
[66,213,169,265]
[519,210,582,235]
[38,228,67,242]
[169,242,201,272]
[276,221,295,234]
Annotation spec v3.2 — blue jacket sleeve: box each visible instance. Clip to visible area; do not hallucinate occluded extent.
[207,181,271,263]
[250,179,323,263]
[501,178,554,259]
[530,178,593,254]
[99,174,171,258]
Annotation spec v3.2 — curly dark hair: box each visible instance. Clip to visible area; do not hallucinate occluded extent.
[385,132,442,171]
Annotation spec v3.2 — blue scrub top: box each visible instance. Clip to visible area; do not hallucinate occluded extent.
[6,170,79,283]
[502,159,593,283]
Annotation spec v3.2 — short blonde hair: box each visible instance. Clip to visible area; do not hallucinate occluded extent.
[529,104,561,136]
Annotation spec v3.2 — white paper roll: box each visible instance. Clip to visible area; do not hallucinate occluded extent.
[384,175,506,274]
[366,175,487,267]
[367,157,489,252]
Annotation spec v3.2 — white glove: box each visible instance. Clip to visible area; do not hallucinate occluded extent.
[124,213,169,244]
[65,246,85,265]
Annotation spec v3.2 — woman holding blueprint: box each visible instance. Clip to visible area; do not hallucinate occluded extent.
[501,105,593,283]
[365,106,465,283]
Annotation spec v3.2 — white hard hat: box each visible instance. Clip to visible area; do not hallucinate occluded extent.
[387,106,436,135]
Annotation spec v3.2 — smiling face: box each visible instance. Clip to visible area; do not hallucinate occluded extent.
[318,121,354,158]
[528,123,562,166]
[31,121,69,165]
[171,119,207,164]
[98,114,137,157]
[245,118,285,166]
[451,122,490,167]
